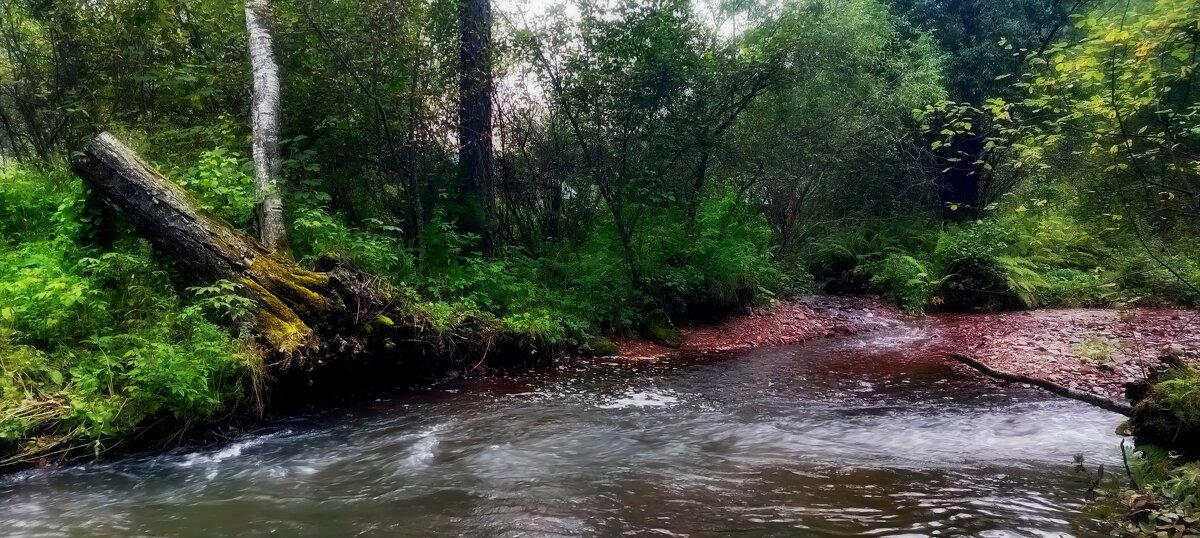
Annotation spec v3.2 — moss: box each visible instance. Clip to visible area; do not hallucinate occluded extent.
[639,309,683,348]
[247,256,331,317]
[364,314,394,335]
[242,279,313,355]
[581,336,619,357]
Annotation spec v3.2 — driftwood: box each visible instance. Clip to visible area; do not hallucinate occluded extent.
[70,132,399,373]
[947,352,1133,416]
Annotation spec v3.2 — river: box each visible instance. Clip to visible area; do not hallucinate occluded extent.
[0,323,1122,537]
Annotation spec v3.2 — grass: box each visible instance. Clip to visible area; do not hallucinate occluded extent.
[1077,337,1114,363]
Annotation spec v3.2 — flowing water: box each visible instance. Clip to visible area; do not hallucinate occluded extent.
[0,323,1123,537]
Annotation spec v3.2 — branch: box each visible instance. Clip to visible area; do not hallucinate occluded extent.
[948,353,1133,415]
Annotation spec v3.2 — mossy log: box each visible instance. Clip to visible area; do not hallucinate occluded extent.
[70,132,383,368]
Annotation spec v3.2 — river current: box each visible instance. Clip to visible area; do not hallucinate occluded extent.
[0,324,1122,537]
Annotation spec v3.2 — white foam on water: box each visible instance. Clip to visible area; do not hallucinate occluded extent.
[403,424,445,466]
[597,389,681,409]
[175,430,291,468]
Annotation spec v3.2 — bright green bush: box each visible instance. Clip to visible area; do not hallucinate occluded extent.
[1037,268,1112,307]
[292,206,415,277]
[0,165,256,460]
[174,147,257,229]
[1109,250,1200,307]
[932,221,1034,310]
[634,195,779,317]
[864,253,942,313]
[806,212,1196,312]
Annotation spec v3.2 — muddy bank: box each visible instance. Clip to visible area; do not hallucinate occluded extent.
[932,309,1200,402]
[613,296,903,361]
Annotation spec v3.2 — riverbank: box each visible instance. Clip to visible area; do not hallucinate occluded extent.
[611,296,904,361]
[614,299,1199,409]
[932,309,1199,402]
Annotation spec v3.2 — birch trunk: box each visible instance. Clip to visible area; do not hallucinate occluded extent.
[245,0,289,252]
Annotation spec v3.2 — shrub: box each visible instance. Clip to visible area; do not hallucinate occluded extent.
[1110,250,1200,307]
[933,221,1045,310]
[174,148,256,229]
[864,253,941,313]
[1038,268,1113,307]
[0,165,256,461]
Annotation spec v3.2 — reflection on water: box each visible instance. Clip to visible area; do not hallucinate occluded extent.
[0,325,1121,537]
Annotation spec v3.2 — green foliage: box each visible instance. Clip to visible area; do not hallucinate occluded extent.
[0,0,1196,478]
[0,166,254,459]
[1038,268,1111,307]
[175,147,256,229]
[1122,444,1200,534]
[1117,367,1200,534]
[1156,368,1200,431]
[636,195,781,317]
[865,254,942,313]
[806,208,1199,313]
[931,221,1028,310]
[293,206,415,277]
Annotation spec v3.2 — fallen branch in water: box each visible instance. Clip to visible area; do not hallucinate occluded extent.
[947,352,1133,416]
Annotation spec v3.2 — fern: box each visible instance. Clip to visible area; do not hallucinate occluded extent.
[995,256,1047,309]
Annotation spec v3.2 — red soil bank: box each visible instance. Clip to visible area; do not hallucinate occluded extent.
[613,297,1198,405]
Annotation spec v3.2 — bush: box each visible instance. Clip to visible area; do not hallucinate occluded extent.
[932,221,1043,310]
[802,213,1198,312]
[1109,249,1200,307]
[0,165,256,460]
[1038,268,1112,307]
[863,253,941,313]
[174,147,256,229]
[635,194,780,318]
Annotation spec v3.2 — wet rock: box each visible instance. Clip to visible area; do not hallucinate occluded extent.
[581,337,619,357]
[639,310,683,349]
[1162,343,1186,359]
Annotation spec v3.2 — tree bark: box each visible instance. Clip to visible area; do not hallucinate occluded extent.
[457,0,495,252]
[245,0,290,253]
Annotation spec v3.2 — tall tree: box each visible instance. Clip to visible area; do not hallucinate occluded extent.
[245,0,290,252]
[890,0,1092,220]
[457,0,495,252]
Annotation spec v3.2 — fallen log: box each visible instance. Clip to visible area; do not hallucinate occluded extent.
[70,132,435,381]
[71,132,341,357]
[947,352,1133,416]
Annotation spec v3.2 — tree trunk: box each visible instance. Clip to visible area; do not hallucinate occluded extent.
[245,0,290,253]
[457,0,495,252]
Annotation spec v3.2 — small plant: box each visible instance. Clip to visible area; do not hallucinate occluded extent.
[175,148,256,229]
[1077,337,1113,363]
[189,280,256,328]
